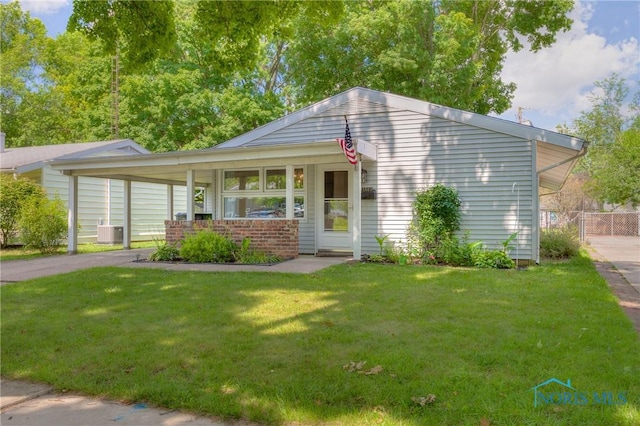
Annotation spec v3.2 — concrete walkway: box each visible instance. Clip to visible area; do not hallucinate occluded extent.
[0,249,349,284]
[0,379,252,426]
[586,236,640,294]
[1,249,348,424]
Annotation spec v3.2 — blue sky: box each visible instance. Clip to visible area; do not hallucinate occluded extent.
[12,0,640,132]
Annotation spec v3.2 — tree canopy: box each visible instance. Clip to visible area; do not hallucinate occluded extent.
[2,0,575,151]
[569,74,640,208]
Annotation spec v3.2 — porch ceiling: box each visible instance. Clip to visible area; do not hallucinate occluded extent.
[49,141,347,186]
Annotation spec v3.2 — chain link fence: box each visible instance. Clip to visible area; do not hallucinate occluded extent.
[541,211,640,241]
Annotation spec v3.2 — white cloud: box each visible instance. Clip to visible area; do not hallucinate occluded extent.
[499,0,640,129]
[19,0,69,15]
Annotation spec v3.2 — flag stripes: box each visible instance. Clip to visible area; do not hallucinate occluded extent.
[337,120,357,165]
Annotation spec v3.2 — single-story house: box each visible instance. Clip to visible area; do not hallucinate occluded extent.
[0,137,186,244]
[49,87,587,262]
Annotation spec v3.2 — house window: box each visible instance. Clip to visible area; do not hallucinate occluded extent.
[222,167,305,219]
[265,168,305,190]
[224,170,259,191]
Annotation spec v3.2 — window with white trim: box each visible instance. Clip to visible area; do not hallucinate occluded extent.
[223,167,305,219]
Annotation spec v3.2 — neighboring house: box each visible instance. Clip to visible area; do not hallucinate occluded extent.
[0,137,186,244]
[50,88,587,261]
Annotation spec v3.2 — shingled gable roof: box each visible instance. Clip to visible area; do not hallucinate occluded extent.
[213,87,587,153]
[0,139,149,174]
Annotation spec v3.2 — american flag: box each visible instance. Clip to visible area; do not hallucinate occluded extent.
[337,120,357,165]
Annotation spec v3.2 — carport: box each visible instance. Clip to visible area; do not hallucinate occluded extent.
[50,141,363,255]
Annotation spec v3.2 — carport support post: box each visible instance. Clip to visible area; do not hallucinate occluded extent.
[67,175,78,254]
[123,180,131,249]
[167,185,174,220]
[352,160,362,260]
[186,170,195,220]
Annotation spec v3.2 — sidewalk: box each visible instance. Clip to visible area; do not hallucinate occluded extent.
[586,236,640,336]
[586,236,640,293]
[0,379,250,426]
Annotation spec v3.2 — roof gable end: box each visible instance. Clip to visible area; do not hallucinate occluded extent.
[214,87,585,152]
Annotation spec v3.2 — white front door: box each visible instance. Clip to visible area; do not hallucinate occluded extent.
[316,164,353,251]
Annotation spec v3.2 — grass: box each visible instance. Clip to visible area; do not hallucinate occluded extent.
[0,241,155,261]
[1,252,639,425]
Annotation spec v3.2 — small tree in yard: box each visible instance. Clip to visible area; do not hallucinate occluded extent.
[413,183,461,253]
[0,174,46,248]
[18,195,68,254]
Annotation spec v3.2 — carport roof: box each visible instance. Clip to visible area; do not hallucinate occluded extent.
[0,139,148,174]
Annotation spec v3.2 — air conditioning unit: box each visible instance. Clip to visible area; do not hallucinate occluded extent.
[97,225,123,244]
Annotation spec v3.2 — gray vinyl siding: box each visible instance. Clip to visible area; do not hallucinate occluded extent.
[109,181,187,241]
[42,167,187,243]
[254,99,535,259]
[43,167,108,243]
[348,107,534,259]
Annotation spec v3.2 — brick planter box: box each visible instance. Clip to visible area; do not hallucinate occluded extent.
[165,220,299,259]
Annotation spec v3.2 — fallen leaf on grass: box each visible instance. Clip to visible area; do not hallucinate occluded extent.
[343,360,367,372]
[411,394,436,406]
[343,361,384,376]
[480,417,491,426]
[364,365,384,375]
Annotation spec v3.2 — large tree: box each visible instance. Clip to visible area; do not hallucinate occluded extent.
[285,0,573,114]
[586,128,640,207]
[7,0,576,149]
[1,3,113,146]
[68,0,176,72]
[0,2,49,144]
[570,74,640,208]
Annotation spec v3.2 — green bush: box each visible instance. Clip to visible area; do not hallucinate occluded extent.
[180,230,237,263]
[412,183,461,256]
[540,227,580,259]
[18,196,67,254]
[234,238,281,264]
[0,175,46,248]
[474,250,515,269]
[436,234,482,267]
[148,240,180,261]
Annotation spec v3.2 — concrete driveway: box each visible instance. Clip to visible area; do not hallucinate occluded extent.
[586,236,640,294]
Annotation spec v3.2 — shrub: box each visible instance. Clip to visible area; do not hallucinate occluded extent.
[0,175,46,248]
[436,233,482,267]
[474,250,515,269]
[382,240,404,264]
[18,196,67,254]
[412,183,461,252]
[233,238,280,264]
[180,230,237,263]
[540,227,580,259]
[148,239,180,261]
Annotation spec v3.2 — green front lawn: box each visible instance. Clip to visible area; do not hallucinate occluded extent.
[1,253,639,425]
